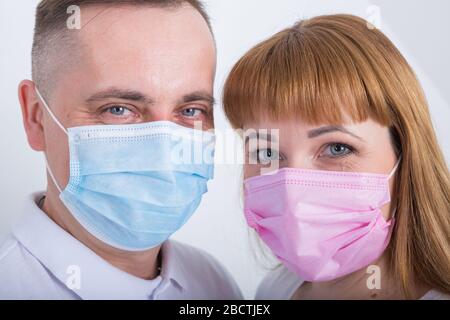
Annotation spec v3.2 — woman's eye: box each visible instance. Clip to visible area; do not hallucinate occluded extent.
[254,148,280,164]
[181,108,203,117]
[324,143,353,157]
[105,106,131,116]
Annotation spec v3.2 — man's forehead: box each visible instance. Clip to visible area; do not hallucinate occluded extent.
[72,4,216,71]
[53,5,215,92]
[77,4,214,46]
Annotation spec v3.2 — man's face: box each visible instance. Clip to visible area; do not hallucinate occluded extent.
[42,4,216,189]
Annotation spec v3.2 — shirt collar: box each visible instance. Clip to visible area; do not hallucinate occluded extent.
[12,192,188,299]
[160,239,189,292]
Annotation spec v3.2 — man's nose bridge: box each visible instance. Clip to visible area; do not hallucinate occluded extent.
[142,105,173,122]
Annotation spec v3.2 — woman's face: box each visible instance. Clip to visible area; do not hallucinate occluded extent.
[243,117,399,220]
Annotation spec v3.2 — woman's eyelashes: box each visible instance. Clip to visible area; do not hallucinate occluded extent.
[319,142,356,159]
[249,148,283,165]
[248,142,357,166]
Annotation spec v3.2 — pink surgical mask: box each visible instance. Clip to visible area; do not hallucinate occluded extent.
[244,159,401,282]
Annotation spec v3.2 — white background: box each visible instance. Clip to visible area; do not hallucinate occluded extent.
[1,0,449,298]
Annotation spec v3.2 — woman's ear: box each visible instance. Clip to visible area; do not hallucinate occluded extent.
[18,80,46,151]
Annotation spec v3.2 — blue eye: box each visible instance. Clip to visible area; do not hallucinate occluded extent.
[327,143,353,157]
[182,108,203,117]
[256,148,279,164]
[106,106,129,116]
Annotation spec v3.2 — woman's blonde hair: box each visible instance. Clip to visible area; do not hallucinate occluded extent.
[223,14,450,297]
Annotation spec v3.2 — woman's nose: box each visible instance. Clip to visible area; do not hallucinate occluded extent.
[284,153,315,170]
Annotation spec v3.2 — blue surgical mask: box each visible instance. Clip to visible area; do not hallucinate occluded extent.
[36,89,215,251]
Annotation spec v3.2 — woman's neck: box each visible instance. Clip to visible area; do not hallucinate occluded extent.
[292,254,430,300]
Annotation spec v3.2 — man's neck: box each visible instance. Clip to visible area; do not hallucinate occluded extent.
[40,189,162,280]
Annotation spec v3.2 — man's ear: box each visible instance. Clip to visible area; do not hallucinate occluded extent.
[18,80,46,151]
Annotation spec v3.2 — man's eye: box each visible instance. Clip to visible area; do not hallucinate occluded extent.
[324,143,353,157]
[105,106,131,116]
[181,108,203,117]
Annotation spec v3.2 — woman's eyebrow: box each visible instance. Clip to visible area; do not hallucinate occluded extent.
[244,131,276,145]
[307,125,364,141]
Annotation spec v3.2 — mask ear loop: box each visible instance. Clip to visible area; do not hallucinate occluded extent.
[35,88,68,135]
[388,156,402,180]
[44,156,63,193]
[387,155,402,220]
[35,88,66,193]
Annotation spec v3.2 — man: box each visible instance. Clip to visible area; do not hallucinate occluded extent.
[0,0,242,299]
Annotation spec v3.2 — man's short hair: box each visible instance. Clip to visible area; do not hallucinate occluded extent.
[32,0,212,97]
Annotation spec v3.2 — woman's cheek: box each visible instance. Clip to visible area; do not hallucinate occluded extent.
[244,164,261,179]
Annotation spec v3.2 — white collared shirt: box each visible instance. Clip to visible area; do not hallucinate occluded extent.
[0,192,243,300]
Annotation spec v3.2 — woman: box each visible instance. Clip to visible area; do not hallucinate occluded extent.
[223,14,450,299]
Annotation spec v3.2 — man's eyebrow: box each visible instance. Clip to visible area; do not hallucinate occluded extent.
[85,88,154,104]
[181,91,215,106]
[86,89,215,107]
[244,131,276,145]
[307,125,364,140]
